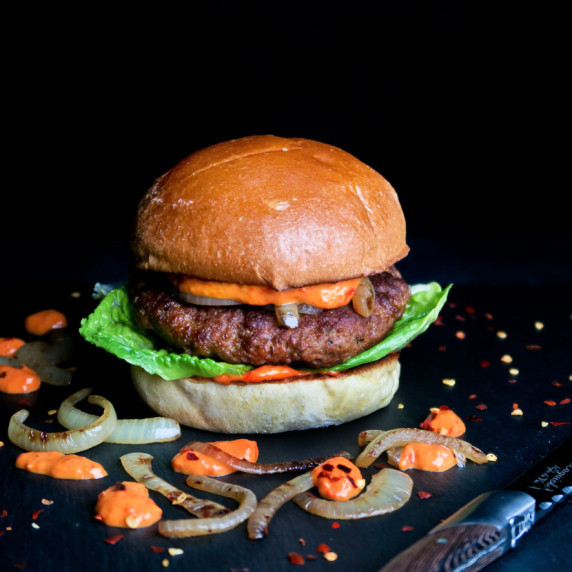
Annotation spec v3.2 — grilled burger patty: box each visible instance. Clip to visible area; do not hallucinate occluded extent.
[132,269,411,369]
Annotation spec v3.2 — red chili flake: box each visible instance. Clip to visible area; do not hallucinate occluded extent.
[544,400,557,407]
[466,415,483,422]
[306,555,317,561]
[150,546,165,553]
[550,421,570,426]
[401,526,414,532]
[18,399,34,407]
[331,522,340,529]
[455,315,466,322]
[475,403,488,411]
[434,316,445,326]
[316,543,331,553]
[0,509,7,518]
[31,509,44,520]
[552,381,563,387]
[525,344,542,351]
[508,379,518,384]
[104,535,124,545]
[13,563,26,570]
[479,360,490,368]
[465,306,476,314]
[287,552,305,565]
[512,403,519,410]
[438,345,447,351]
[455,331,466,339]
[299,538,306,547]
[417,491,432,499]
[449,302,457,308]
[559,398,571,405]
[468,394,477,400]
[485,313,494,320]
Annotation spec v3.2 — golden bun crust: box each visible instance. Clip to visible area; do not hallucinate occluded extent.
[130,354,400,434]
[132,135,408,290]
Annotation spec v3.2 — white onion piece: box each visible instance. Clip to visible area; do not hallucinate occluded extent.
[178,291,241,306]
[358,429,383,447]
[293,468,412,519]
[247,471,314,540]
[275,303,299,328]
[356,428,489,468]
[352,277,376,317]
[0,356,21,367]
[120,453,230,518]
[15,341,72,386]
[8,390,117,453]
[58,392,180,444]
[297,303,322,315]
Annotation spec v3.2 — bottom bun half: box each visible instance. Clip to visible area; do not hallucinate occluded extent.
[131,353,400,434]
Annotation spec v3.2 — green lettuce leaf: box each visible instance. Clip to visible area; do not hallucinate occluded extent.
[79,282,451,380]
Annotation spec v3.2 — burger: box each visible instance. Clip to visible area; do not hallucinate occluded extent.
[80,135,449,433]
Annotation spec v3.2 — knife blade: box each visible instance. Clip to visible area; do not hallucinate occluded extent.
[379,437,572,571]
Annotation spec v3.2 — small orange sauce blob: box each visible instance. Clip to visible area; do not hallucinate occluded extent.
[95,482,162,528]
[311,456,365,501]
[172,439,259,477]
[398,443,457,472]
[0,364,41,393]
[16,451,107,479]
[25,309,67,336]
[213,366,340,385]
[420,406,466,437]
[0,337,26,356]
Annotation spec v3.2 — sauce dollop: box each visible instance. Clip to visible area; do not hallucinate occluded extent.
[0,337,26,356]
[311,456,365,501]
[397,443,457,472]
[0,364,41,394]
[25,309,67,336]
[16,451,107,479]
[95,482,162,528]
[172,439,259,476]
[420,406,466,437]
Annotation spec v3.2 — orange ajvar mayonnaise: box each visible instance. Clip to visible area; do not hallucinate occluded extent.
[0,337,26,356]
[312,456,366,501]
[397,443,457,472]
[213,365,340,384]
[172,276,361,309]
[0,364,41,393]
[95,482,162,528]
[16,451,107,479]
[172,439,259,477]
[420,406,466,437]
[25,309,67,336]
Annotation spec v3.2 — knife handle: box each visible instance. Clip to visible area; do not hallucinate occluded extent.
[380,490,536,571]
[379,523,505,571]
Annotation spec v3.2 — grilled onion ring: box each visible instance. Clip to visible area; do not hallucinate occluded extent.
[120,453,230,518]
[15,341,72,386]
[185,441,352,474]
[352,277,376,318]
[8,390,116,453]
[248,471,314,540]
[356,428,489,468]
[58,390,180,443]
[293,468,412,519]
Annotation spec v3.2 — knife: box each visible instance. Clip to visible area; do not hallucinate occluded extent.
[379,437,572,571]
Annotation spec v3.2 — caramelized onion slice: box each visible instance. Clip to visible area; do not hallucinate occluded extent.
[275,303,299,328]
[15,341,72,386]
[293,468,412,519]
[178,291,241,306]
[352,277,376,317]
[120,453,230,518]
[58,392,180,444]
[356,428,489,468]
[185,441,352,474]
[358,429,383,447]
[8,390,117,453]
[248,471,314,540]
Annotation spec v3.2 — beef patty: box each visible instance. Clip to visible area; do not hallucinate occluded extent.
[132,269,411,369]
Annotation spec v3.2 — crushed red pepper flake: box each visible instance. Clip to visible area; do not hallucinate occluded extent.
[455,315,466,322]
[18,399,34,407]
[401,526,414,532]
[287,552,305,565]
[151,546,166,553]
[299,538,306,547]
[544,400,557,407]
[475,403,488,411]
[550,421,570,426]
[438,345,447,351]
[479,360,490,368]
[1,509,7,518]
[468,394,477,400]
[31,509,43,520]
[526,344,542,351]
[434,316,445,326]
[466,415,483,422]
[485,313,494,320]
[552,381,563,387]
[104,535,124,545]
[331,522,340,529]
[306,555,317,561]
[559,398,571,405]
[512,403,519,410]
[465,306,476,314]
[316,544,331,553]
[417,491,432,499]
[455,331,466,339]
[508,379,518,384]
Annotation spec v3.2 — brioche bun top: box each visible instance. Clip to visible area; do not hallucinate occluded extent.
[132,135,408,290]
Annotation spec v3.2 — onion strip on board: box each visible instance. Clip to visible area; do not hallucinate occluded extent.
[8,389,117,453]
[120,453,230,518]
[248,471,314,540]
[293,468,412,519]
[58,389,180,443]
[185,441,353,474]
[356,428,489,468]
[15,341,73,386]
[358,429,383,447]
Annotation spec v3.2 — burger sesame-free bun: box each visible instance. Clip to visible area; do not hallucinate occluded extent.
[131,354,400,434]
[133,135,408,290]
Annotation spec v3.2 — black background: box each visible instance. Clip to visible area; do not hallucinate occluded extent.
[4,1,569,286]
